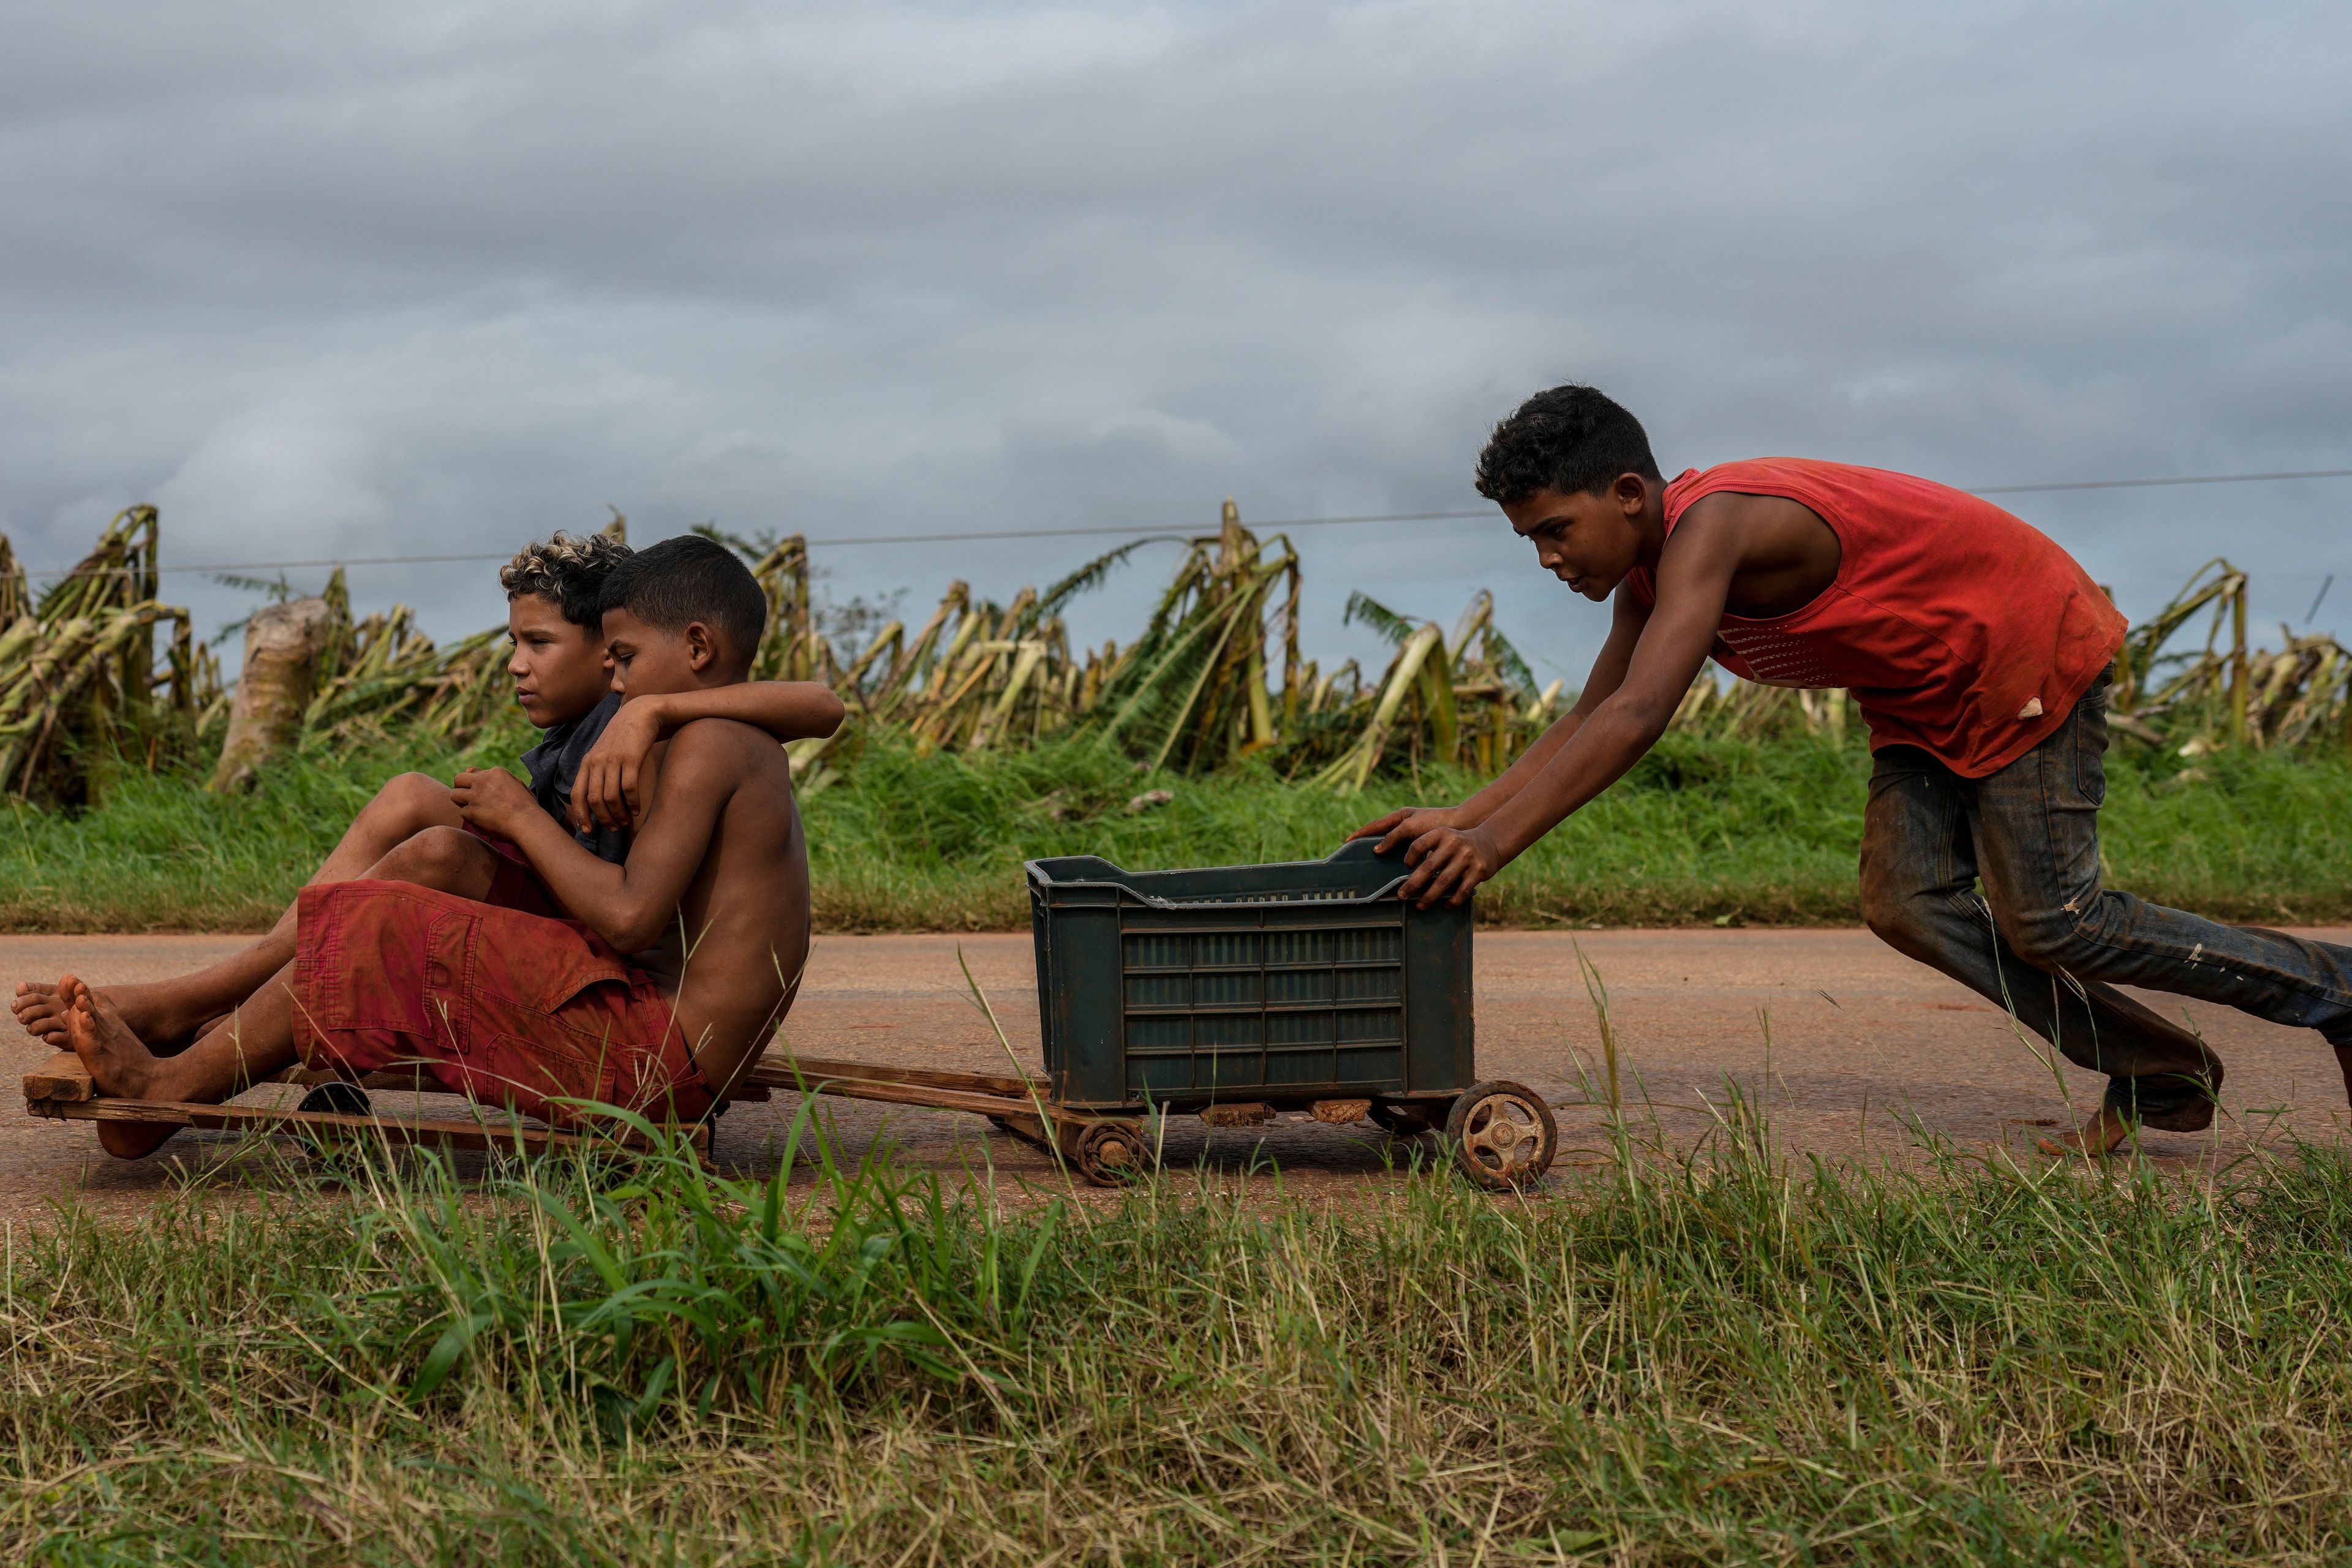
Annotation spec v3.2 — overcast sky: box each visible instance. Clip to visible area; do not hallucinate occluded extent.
[4,1,2348,684]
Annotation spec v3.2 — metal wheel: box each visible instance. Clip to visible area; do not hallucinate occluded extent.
[1443,1081,1556,1189]
[1369,1099,1434,1137]
[1073,1119,1150,1186]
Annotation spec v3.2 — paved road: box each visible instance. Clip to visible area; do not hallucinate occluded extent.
[6,927,2348,1219]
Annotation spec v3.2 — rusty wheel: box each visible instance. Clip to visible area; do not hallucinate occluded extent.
[1443,1081,1556,1189]
[1073,1119,1150,1186]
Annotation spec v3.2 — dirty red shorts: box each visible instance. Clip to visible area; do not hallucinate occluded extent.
[461,822,562,918]
[292,879,715,1128]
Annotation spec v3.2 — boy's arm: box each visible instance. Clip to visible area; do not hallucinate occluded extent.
[574,682,843,832]
[1390,505,1747,908]
[456,720,747,953]
[1352,587,1649,852]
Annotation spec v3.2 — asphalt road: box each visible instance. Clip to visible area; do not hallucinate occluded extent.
[6,927,2349,1220]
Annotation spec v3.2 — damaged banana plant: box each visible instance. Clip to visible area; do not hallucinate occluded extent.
[0,507,211,804]
[9,508,2348,807]
[298,569,512,755]
[2111,558,2352,754]
[1306,588,1562,791]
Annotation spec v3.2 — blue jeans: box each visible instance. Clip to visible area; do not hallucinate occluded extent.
[1860,669,2352,1129]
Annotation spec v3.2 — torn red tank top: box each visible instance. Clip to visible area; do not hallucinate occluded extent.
[1623,458,2125,778]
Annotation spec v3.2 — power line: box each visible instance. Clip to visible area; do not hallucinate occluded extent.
[1969,467,2352,495]
[18,466,2351,579]
[20,510,1496,578]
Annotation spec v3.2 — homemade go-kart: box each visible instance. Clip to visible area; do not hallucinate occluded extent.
[24,842,1557,1188]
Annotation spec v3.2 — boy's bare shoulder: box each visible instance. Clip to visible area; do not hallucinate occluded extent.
[663,717,794,780]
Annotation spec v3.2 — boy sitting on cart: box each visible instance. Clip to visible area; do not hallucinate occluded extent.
[14,530,841,1092]
[39,535,831,1156]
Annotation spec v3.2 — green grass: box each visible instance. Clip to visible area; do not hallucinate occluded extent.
[4,727,2350,933]
[12,1101,2352,1562]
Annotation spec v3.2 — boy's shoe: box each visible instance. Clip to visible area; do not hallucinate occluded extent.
[2103,1070,2220,1135]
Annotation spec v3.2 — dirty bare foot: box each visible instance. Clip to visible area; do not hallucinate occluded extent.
[13,978,212,1055]
[2037,1106,2135,1158]
[57,974,179,1159]
[12,981,70,1047]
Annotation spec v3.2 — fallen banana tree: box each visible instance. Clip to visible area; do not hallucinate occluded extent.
[4,510,2346,806]
[0,508,211,804]
[2111,558,2352,753]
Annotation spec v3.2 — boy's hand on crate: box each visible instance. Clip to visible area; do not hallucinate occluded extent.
[1398,824,1503,908]
[1350,805,1464,855]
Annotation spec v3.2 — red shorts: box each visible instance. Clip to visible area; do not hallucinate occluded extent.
[461,822,562,918]
[292,880,715,1128]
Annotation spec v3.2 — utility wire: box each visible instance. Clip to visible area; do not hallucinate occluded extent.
[1970,467,2352,496]
[20,465,2352,579]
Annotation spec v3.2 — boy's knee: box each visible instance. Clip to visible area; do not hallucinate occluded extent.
[363,773,458,838]
[2001,912,2103,976]
[374,826,495,893]
[1862,888,1937,962]
[1859,853,1937,959]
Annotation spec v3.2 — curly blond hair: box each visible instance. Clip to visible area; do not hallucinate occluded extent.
[500,530,634,627]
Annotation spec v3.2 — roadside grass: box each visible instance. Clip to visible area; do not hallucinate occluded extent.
[10,1099,2352,1563]
[4,728,2350,933]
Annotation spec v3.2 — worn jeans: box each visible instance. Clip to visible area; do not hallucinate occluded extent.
[1860,670,2352,1129]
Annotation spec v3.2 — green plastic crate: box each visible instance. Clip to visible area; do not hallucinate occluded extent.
[1023,839,1474,1112]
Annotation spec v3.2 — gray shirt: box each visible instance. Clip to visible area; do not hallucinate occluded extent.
[518,692,631,865]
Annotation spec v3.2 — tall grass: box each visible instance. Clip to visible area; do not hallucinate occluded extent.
[5,726,2348,933]
[10,1096,2352,1562]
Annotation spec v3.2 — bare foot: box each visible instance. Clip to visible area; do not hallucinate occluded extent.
[13,978,211,1055]
[2037,1107,2135,1158]
[57,974,178,1159]
[12,981,68,1046]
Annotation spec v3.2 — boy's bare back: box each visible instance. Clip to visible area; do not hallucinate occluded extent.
[652,717,809,1094]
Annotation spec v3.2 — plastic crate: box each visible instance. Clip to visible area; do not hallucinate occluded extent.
[1023,839,1474,1112]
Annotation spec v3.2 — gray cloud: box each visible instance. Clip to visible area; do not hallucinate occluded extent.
[3,0,2348,680]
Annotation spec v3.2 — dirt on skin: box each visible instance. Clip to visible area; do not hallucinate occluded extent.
[6,927,2350,1221]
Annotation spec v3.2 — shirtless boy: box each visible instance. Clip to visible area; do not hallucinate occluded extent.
[43,533,837,1156]
[1354,383,2352,1155]
[15,530,839,1065]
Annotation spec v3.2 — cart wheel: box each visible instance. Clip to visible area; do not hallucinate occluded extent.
[1369,1099,1434,1137]
[296,1081,374,1118]
[1444,1081,1556,1189]
[1074,1120,1150,1186]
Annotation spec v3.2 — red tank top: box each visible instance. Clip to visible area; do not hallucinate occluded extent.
[1623,458,2125,778]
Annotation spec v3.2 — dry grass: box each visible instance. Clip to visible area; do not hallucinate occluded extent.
[9,1085,2352,1564]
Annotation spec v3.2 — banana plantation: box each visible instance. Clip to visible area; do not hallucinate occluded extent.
[2,503,2347,806]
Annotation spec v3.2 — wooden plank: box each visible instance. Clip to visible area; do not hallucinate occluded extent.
[26,1044,1054,1155]
[784,1073,1060,1123]
[24,1054,93,1104]
[256,1052,1034,1104]
[748,1053,1044,1100]
[27,1095,706,1157]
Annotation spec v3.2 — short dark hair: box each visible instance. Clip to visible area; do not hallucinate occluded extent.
[500,530,633,627]
[600,534,769,662]
[1474,385,1663,504]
